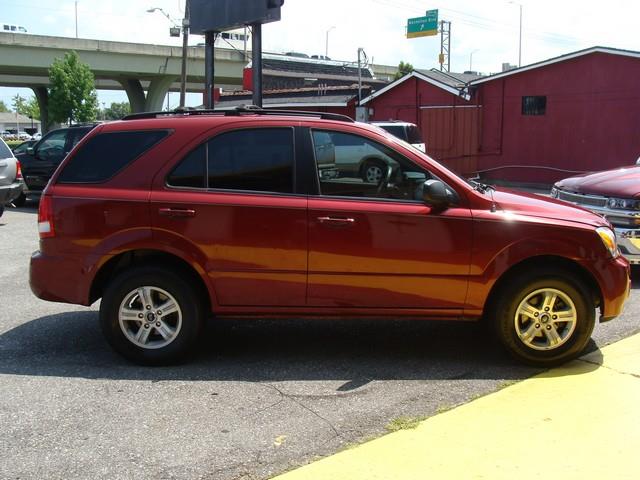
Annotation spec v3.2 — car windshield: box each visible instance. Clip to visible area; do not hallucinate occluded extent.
[379,125,408,141]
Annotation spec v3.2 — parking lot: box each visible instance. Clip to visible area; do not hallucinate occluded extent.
[1,202,639,480]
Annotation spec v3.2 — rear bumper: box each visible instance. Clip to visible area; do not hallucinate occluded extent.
[30,250,94,306]
[598,255,631,322]
[0,182,23,205]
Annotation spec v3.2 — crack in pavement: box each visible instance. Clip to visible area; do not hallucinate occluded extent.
[577,358,640,380]
[263,383,342,441]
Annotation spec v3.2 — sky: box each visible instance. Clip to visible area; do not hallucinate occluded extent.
[1,0,639,111]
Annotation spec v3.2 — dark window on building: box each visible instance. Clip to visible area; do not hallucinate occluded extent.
[167,143,206,188]
[207,128,294,193]
[522,96,547,115]
[58,130,169,183]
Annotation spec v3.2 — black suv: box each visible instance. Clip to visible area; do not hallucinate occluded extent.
[14,124,97,205]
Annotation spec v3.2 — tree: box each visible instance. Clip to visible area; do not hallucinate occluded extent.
[48,51,98,124]
[102,101,131,120]
[25,96,40,121]
[11,94,40,120]
[0,100,8,113]
[11,94,27,114]
[394,61,414,80]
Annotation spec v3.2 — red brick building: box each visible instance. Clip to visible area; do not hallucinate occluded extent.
[362,47,640,185]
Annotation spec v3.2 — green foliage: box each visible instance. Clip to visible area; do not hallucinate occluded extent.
[11,94,41,120]
[25,96,41,120]
[394,61,415,80]
[48,51,98,124]
[11,94,27,114]
[0,100,9,113]
[102,101,131,120]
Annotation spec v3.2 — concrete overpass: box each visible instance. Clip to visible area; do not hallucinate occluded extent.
[0,32,248,129]
[0,32,397,130]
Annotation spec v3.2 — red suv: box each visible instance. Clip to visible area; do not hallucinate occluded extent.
[29,109,630,366]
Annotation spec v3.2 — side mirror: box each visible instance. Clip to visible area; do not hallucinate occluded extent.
[422,179,452,209]
[27,147,35,155]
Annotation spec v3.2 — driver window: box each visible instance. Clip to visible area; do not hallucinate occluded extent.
[311,130,429,201]
[36,130,67,161]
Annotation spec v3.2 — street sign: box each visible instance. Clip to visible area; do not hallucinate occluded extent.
[406,9,438,38]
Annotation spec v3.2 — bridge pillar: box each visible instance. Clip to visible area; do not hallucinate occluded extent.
[118,78,146,113]
[145,76,177,112]
[31,86,51,134]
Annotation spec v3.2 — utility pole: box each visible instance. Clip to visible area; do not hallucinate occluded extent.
[75,1,78,38]
[252,23,263,107]
[518,3,522,67]
[204,31,216,109]
[325,26,335,58]
[439,20,451,73]
[509,1,523,67]
[357,47,364,104]
[179,0,190,108]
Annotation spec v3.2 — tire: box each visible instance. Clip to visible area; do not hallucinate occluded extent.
[361,160,386,184]
[100,266,205,365]
[0,205,4,218]
[12,192,26,207]
[489,269,595,367]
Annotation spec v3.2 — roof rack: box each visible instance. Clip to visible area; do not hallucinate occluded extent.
[122,106,354,123]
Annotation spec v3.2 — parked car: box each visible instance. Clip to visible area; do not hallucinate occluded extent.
[551,160,640,265]
[11,139,37,155]
[370,121,426,153]
[30,108,630,367]
[0,137,24,218]
[14,124,97,205]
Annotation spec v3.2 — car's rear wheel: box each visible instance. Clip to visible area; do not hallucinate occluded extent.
[100,266,205,365]
[490,269,595,367]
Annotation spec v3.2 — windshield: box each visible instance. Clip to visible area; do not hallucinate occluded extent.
[378,125,408,141]
[406,126,424,144]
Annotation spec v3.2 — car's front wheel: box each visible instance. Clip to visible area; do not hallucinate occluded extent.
[100,266,205,365]
[490,269,595,367]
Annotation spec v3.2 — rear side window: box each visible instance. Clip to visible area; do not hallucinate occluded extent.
[58,130,169,183]
[0,139,12,159]
[168,128,294,194]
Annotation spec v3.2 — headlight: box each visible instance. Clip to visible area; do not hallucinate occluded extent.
[596,227,619,258]
[606,197,640,210]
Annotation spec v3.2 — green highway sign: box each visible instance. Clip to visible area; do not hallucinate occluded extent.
[406,9,438,38]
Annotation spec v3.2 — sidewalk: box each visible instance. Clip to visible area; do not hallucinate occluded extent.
[273,334,640,480]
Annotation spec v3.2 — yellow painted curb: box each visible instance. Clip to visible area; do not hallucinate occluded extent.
[273,334,640,480]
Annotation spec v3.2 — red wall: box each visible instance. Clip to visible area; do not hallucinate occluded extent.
[475,52,640,184]
[367,53,640,185]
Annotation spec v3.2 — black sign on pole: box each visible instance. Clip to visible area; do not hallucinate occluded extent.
[188,0,284,109]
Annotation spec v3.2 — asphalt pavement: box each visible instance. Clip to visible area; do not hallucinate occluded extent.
[1,201,639,480]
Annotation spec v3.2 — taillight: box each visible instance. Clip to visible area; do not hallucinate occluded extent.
[38,194,55,239]
[15,159,23,180]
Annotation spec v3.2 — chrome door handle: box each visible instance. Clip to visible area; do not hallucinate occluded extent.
[159,207,196,218]
[317,216,355,225]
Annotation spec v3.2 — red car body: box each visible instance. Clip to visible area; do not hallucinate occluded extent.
[29,112,630,365]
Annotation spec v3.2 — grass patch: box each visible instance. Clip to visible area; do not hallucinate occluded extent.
[385,415,430,432]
